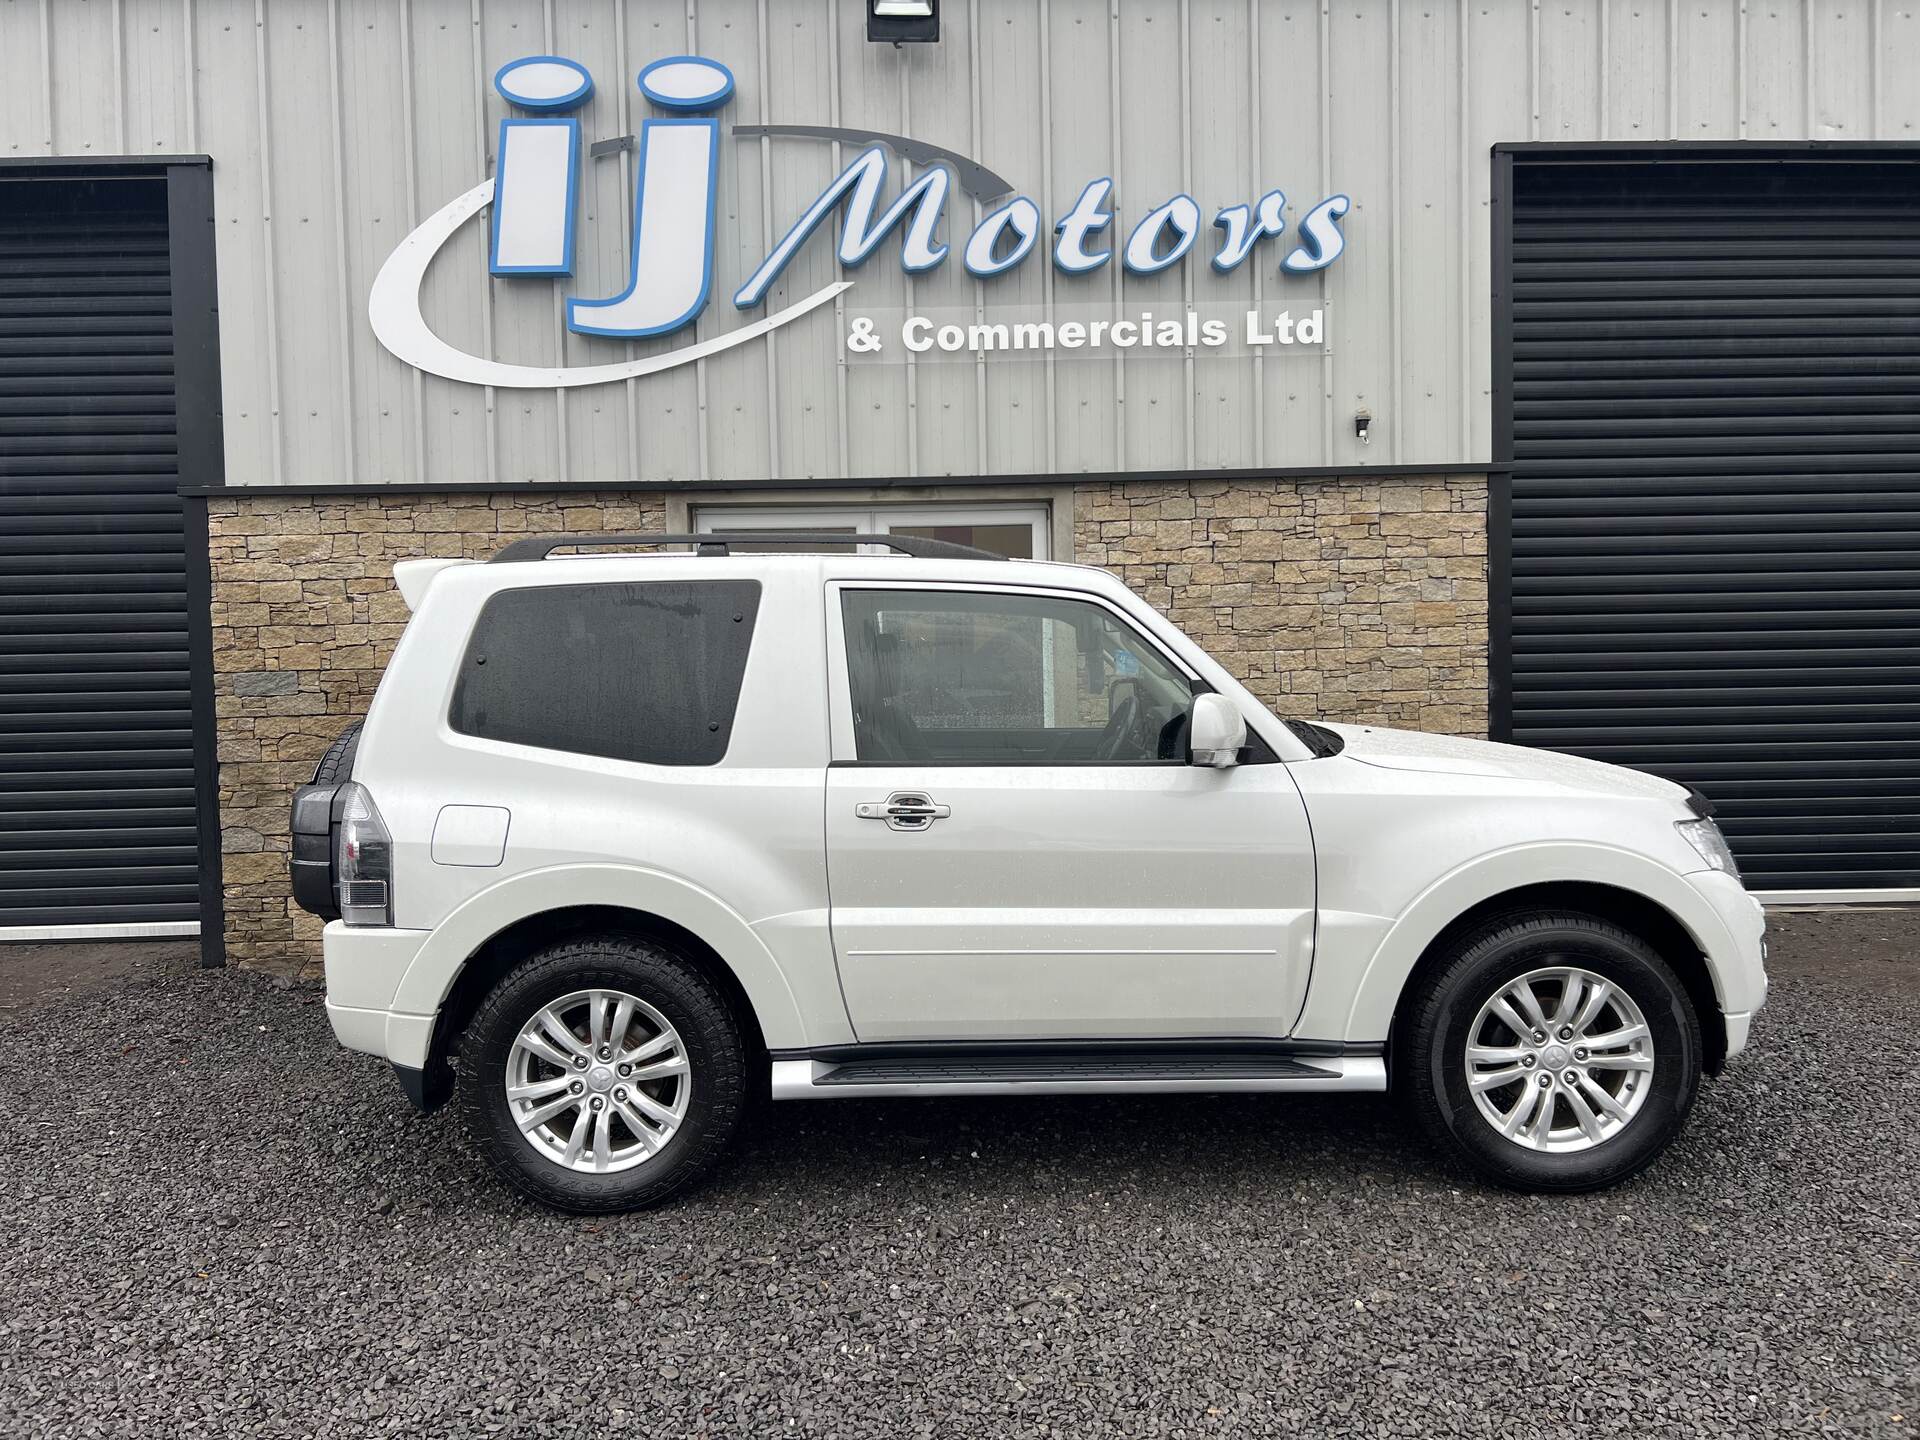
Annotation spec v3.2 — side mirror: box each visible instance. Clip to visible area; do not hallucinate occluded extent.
[1188,692,1246,768]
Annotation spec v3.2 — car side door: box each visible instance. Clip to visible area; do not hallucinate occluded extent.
[821,580,1317,1043]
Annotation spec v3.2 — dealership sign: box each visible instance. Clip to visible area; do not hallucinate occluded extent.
[369,53,1350,389]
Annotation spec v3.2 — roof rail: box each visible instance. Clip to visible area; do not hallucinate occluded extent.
[488,532,1009,564]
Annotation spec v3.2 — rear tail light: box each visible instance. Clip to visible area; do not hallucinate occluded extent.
[336,782,394,926]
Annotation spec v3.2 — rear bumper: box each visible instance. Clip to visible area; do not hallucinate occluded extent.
[323,921,435,1068]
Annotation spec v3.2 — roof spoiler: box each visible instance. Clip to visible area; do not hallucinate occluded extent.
[392,557,476,611]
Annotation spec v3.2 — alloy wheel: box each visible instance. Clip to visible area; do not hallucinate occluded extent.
[505,988,692,1173]
[1463,965,1656,1154]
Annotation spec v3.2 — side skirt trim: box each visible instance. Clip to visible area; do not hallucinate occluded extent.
[769,1053,1388,1100]
[769,1038,1385,1063]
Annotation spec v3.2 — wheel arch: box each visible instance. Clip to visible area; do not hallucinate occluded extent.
[1385,881,1727,1077]
[389,864,809,1074]
[430,904,773,1074]
[1313,845,1738,1075]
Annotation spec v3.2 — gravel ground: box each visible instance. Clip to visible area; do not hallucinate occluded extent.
[2,912,1916,1439]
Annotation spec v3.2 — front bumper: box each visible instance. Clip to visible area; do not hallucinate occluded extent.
[1685,868,1768,1059]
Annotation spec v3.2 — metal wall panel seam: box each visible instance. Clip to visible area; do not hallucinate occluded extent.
[1872,0,1883,137]
[543,0,569,483]
[1249,0,1264,468]
[970,0,987,472]
[1737,0,1747,139]
[1529,0,1541,140]
[616,0,638,481]
[1458,0,1471,455]
[182,0,197,163]
[1317,0,1331,461]
[1803,0,1814,136]
[38,0,52,153]
[1388,0,1401,464]
[112,0,126,152]
[1598,0,1610,135]
[467,0,499,483]
[252,0,285,484]
[757,0,780,480]
[326,0,357,477]
[1666,0,1677,138]
[901,58,918,479]
[829,0,850,480]
[400,0,427,483]
[1109,0,1125,470]
[687,0,710,483]
[1179,0,1194,472]
[1041,0,1059,477]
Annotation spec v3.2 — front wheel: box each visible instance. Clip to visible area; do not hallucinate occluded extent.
[457,934,749,1212]
[1401,910,1702,1192]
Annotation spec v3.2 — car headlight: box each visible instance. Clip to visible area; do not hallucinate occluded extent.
[1675,817,1740,879]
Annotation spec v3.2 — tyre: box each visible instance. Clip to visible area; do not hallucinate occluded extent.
[457,934,749,1212]
[311,719,363,784]
[1400,910,1702,1192]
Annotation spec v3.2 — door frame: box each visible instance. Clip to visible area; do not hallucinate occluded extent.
[693,499,1054,560]
[0,158,226,961]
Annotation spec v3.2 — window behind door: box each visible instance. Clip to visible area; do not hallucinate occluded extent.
[842,590,1194,765]
[450,580,762,765]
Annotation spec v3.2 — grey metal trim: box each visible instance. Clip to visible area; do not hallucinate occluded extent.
[0,921,200,942]
[1753,889,1920,907]
[176,462,1500,501]
[769,1054,1388,1099]
[0,154,213,171]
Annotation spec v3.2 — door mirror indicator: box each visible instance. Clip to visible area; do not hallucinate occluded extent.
[1188,694,1247,768]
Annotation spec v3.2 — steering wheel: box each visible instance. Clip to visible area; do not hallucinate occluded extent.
[1092,692,1144,763]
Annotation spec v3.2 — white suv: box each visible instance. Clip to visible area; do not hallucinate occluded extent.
[295,533,1767,1211]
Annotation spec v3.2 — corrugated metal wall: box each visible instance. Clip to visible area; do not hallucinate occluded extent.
[3,0,1917,487]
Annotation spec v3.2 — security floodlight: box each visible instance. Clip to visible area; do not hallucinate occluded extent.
[869,0,939,44]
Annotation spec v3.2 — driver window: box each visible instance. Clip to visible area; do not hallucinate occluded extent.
[842,589,1194,765]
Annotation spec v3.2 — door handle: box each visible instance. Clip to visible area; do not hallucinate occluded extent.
[855,792,951,832]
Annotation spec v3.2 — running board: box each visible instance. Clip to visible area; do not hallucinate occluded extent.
[769,1049,1386,1099]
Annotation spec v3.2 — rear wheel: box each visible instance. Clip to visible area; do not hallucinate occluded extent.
[457,934,748,1212]
[1401,910,1702,1191]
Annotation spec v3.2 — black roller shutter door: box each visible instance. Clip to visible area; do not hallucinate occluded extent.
[1502,153,1920,893]
[0,175,197,929]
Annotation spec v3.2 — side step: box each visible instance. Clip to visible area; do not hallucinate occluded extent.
[769,1046,1386,1099]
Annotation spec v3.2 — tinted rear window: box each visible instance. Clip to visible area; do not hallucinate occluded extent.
[449,580,761,765]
